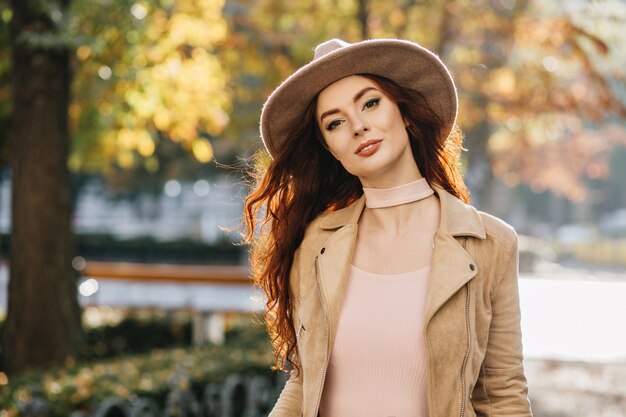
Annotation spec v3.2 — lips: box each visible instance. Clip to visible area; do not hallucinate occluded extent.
[355,139,383,155]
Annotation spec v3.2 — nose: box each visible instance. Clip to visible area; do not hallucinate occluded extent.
[353,118,369,137]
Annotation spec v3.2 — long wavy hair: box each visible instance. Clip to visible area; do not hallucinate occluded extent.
[243,73,469,375]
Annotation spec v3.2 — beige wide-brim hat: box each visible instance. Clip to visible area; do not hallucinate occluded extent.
[260,38,458,159]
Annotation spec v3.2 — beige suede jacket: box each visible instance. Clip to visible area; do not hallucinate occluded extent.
[269,184,533,417]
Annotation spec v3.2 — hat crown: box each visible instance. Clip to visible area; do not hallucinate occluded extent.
[313,38,351,60]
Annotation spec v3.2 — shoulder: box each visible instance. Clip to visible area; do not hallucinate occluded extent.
[476,210,518,255]
[299,197,364,249]
[292,211,334,264]
[302,211,333,242]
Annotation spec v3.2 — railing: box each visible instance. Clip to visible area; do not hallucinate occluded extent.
[82,261,252,285]
[17,372,288,417]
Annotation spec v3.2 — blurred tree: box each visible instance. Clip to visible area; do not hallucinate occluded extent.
[485,0,626,203]
[222,0,626,209]
[68,0,232,193]
[1,0,233,374]
[3,0,84,375]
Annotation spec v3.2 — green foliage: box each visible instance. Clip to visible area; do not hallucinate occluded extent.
[0,317,273,417]
[67,0,231,177]
[83,316,193,359]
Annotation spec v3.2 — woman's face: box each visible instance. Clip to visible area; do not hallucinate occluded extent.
[315,75,420,187]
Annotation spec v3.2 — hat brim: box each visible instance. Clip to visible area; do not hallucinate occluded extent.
[260,39,458,158]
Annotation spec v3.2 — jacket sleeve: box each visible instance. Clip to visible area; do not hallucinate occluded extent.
[268,365,303,416]
[472,233,533,417]
[269,248,304,416]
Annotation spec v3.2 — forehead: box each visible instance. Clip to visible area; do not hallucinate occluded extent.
[316,75,379,113]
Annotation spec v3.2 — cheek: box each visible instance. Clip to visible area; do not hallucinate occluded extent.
[323,133,352,158]
[377,110,409,143]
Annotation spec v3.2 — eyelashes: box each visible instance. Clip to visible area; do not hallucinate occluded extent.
[363,98,380,110]
[325,97,381,131]
[326,119,342,131]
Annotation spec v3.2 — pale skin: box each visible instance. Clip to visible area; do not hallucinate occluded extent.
[316,75,441,274]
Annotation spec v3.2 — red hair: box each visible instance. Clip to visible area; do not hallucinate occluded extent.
[243,74,468,374]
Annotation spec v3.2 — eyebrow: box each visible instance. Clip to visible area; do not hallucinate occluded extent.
[319,87,378,123]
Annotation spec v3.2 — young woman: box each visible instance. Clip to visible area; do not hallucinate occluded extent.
[244,39,532,417]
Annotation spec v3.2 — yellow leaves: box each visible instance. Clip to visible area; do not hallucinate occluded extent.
[48,381,62,395]
[103,26,120,43]
[169,13,227,48]
[153,108,171,130]
[115,129,154,167]
[137,132,155,157]
[191,138,214,163]
[145,0,227,56]
[389,8,406,28]
[113,385,130,398]
[68,0,232,173]
[457,97,484,130]
[132,54,147,70]
[120,10,230,143]
[117,128,137,150]
[98,102,113,117]
[487,68,517,98]
[117,151,135,169]
[76,45,92,61]
[69,103,81,120]
[171,122,197,142]
[488,130,514,153]
[138,377,155,391]
[164,56,182,77]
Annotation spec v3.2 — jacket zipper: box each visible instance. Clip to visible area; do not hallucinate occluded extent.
[460,236,471,417]
[460,281,471,417]
[313,256,330,417]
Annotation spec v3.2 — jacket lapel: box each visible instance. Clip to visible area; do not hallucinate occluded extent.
[424,184,487,324]
[315,198,364,347]
[315,224,358,346]
[424,232,476,324]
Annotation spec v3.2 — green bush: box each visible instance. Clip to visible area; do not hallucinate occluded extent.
[0,315,276,416]
[0,343,274,417]
[83,316,193,359]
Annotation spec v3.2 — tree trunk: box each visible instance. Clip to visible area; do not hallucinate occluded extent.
[357,0,369,40]
[3,0,83,375]
[438,0,530,212]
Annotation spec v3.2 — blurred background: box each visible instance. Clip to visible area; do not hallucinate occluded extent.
[0,0,625,416]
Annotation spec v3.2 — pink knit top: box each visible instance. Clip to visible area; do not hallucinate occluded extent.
[319,178,434,417]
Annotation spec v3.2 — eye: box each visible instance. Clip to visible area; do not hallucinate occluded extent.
[363,98,380,110]
[326,119,343,131]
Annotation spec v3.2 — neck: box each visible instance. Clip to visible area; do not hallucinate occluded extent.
[362,178,434,209]
[359,178,438,236]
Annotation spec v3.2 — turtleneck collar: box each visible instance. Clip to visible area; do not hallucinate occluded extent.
[362,178,434,209]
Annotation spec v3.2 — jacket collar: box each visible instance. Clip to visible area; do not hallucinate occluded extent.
[319,183,487,239]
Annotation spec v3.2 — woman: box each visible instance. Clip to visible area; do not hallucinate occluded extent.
[244,39,532,417]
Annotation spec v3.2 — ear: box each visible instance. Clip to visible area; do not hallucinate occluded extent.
[403,117,410,128]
